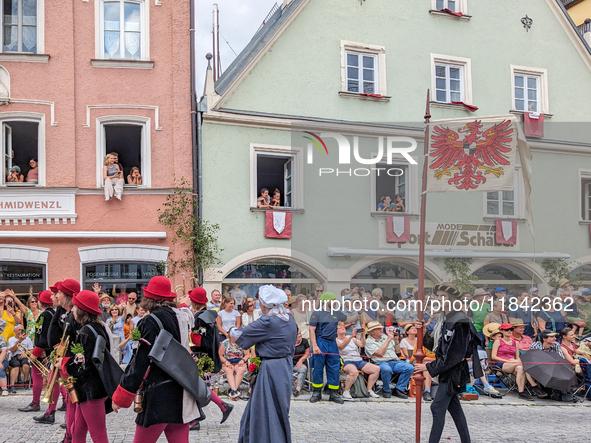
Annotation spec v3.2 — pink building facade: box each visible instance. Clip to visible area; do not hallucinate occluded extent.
[0,0,192,298]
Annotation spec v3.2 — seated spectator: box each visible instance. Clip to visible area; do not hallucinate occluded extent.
[491,323,543,399]
[564,291,586,336]
[508,291,536,338]
[468,288,491,344]
[530,330,564,357]
[7,324,33,393]
[536,303,566,333]
[559,327,590,374]
[241,300,261,327]
[6,165,24,183]
[0,319,9,395]
[393,194,405,212]
[364,321,414,399]
[127,166,143,185]
[217,295,242,344]
[336,322,380,401]
[219,328,250,400]
[576,289,591,334]
[377,195,392,212]
[579,337,591,359]
[256,188,272,209]
[271,188,281,207]
[510,322,532,353]
[292,295,311,339]
[484,300,508,327]
[292,329,310,397]
[26,158,38,183]
[403,323,435,401]
[103,153,124,201]
[395,290,419,328]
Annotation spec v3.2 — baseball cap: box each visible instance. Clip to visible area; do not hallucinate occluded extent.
[529,287,538,292]
[401,292,413,299]
[540,329,558,340]
[495,287,507,293]
[9,165,20,173]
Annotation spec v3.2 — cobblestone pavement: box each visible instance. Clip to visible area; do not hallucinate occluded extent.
[1,392,591,443]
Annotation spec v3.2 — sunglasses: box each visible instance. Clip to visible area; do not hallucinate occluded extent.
[31,300,38,303]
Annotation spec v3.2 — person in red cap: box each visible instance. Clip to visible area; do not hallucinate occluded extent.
[112,276,202,443]
[183,287,233,431]
[46,279,81,436]
[56,290,111,443]
[18,290,55,415]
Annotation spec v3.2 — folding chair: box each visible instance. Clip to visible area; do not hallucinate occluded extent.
[573,358,591,400]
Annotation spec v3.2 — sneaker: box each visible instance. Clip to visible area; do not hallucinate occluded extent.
[1,390,7,396]
[483,385,500,395]
[423,391,433,402]
[328,391,344,404]
[219,402,234,424]
[532,385,548,399]
[115,194,122,201]
[342,390,354,402]
[575,364,581,374]
[382,391,392,398]
[392,389,408,399]
[105,196,110,201]
[230,389,240,399]
[518,391,533,400]
[309,390,322,403]
[368,389,379,399]
[8,386,16,394]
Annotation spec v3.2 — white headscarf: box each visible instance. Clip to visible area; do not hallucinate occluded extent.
[259,285,290,322]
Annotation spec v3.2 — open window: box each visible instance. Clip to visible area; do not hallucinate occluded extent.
[98,117,150,188]
[581,172,591,221]
[374,163,410,213]
[255,153,294,208]
[2,120,39,186]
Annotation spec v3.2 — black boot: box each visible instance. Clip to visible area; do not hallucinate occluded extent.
[220,402,234,424]
[57,402,67,412]
[189,420,200,431]
[309,390,322,403]
[18,402,40,412]
[328,390,344,404]
[33,411,55,424]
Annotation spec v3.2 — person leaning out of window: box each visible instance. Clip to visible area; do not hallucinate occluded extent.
[103,153,124,201]
[7,165,24,183]
[127,166,143,185]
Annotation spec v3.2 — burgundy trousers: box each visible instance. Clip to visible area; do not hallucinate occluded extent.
[32,365,60,414]
[71,398,108,443]
[133,423,189,443]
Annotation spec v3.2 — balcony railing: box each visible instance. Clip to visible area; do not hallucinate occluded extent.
[578,18,591,35]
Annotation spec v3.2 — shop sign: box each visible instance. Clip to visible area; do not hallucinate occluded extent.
[0,192,76,223]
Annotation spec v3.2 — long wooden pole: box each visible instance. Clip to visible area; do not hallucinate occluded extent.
[413,90,431,443]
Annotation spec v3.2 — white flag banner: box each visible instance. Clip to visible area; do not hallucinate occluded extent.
[501,220,513,241]
[393,217,405,237]
[273,211,286,234]
[426,115,525,193]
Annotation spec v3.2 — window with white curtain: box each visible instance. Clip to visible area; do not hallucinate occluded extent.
[101,0,143,60]
[1,0,38,53]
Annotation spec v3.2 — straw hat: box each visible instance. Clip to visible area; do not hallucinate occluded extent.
[559,278,570,288]
[482,322,501,337]
[510,320,526,327]
[366,321,383,333]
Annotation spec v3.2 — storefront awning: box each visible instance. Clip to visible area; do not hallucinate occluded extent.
[328,247,570,259]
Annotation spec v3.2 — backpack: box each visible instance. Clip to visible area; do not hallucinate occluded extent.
[349,374,370,398]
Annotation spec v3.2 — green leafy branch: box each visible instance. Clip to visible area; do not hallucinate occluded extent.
[443,258,479,293]
[541,259,580,291]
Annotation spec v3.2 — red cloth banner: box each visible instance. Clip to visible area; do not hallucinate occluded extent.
[495,219,517,245]
[451,101,479,112]
[386,216,410,243]
[523,113,544,138]
[441,8,464,17]
[265,211,292,239]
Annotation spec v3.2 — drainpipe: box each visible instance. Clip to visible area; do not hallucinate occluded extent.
[189,0,201,284]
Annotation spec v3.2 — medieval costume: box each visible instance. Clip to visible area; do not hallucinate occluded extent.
[426,284,482,443]
[61,290,110,443]
[112,276,200,443]
[234,285,297,443]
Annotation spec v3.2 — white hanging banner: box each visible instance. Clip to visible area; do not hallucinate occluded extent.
[273,211,286,234]
[501,220,513,241]
[393,217,405,237]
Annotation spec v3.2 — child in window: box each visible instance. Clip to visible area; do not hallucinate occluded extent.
[6,166,24,183]
[127,166,143,185]
[393,194,405,212]
[257,188,272,209]
[271,188,281,207]
[26,158,38,183]
[377,195,392,211]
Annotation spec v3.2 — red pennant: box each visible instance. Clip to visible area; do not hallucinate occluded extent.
[495,220,517,245]
[386,216,410,243]
[265,211,292,239]
[523,113,544,138]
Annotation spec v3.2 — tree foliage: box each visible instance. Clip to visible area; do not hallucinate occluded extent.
[541,259,580,291]
[158,177,223,278]
[443,258,479,293]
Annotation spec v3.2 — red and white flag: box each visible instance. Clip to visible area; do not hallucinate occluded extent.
[265,211,291,239]
[496,220,517,245]
[386,216,410,243]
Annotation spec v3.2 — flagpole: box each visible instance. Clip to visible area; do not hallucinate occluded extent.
[413,90,431,443]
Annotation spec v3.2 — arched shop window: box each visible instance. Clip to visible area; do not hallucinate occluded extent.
[352,261,433,299]
[571,264,591,287]
[0,262,45,300]
[83,262,159,298]
[472,264,533,292]
[224,259,320,298]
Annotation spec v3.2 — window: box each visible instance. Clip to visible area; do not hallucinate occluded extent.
[436,0,456,11]
[250,144,303,210]
[97,116,150,187]
[485,170,522,218]
[511,66,549,114]
[581,173,591,221]
[431,54,472,105]
[346,51,377,94]
[434,64,463,103]
[430,0,468,15]
[100,0,144,60]
[373,161,414,213]
[340,41,387,98]
[1,0,42,54]
[83,262,158,298]
[0,262,45,298]
[2,120,40,186]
